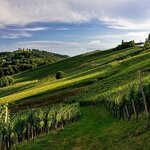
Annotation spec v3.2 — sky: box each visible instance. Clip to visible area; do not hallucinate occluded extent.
[0,0,150,56]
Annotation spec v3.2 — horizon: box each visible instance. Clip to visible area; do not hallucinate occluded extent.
[0,0,150,56]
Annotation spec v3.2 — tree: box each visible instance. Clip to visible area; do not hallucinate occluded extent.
[55,71,64,79]
[0,69,4,78]
[6,76,14,85]
[144,34,150,49]
[0,77,9,87]
[148,33,150,41]
[144,41,150,49]
[0,76,14,87]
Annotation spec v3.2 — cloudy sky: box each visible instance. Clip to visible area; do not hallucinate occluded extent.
[0,0,150,56]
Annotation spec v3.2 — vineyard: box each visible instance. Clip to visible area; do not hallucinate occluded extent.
[68,71,150,121]
[0,45,150,149]
[14,106,150,150]
[0,103,80,150]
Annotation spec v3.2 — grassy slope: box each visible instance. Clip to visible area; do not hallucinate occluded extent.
[14,106,150,150]
[0,47,150,106]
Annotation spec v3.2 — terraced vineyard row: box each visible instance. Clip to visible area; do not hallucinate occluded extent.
[0,103,80,150]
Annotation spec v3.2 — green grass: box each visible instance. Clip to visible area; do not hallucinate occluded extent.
[14,106,150,150]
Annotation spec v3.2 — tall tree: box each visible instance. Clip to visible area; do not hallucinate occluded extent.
[148,34,150,41]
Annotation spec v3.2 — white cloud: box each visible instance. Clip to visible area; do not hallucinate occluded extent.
[101,17,150,30]
[0,0,89,27]
[95,31,149,42]
[56,28,70,31]
[0,0,150,30]
[0,27,48,39]
[125,32,149,37]
[89,40,101,45]
[0,32,32,39]
[10,27,48,31]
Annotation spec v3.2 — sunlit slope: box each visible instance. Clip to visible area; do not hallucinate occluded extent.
[14,47,144,82]
[0,47,150,105]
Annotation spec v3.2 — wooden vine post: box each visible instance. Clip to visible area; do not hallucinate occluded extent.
[128,84,138,121]
[5,104,11,150]
[138,70,150,130]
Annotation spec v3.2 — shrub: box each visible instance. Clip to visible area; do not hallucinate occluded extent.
[144,41,150,49]
[0,76,9,87]
[0,76,14,87]
[6,76,14,85]
[55,71,64,79]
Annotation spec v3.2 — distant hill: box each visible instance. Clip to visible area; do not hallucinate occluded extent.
[0,49,69,76]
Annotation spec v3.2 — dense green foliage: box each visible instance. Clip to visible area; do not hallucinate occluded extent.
[14,106,150,150]
[0,103,80,149]
[0,49,69,76]
[0,76,14,87]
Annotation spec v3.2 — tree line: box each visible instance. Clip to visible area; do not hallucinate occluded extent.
[0,49,68,77]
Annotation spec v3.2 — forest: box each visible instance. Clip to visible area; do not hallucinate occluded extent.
[0,49,68,77]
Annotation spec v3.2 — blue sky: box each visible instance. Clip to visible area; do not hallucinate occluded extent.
[0,0,150,56]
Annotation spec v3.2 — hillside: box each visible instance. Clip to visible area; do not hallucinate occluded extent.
[0,46,149,106]
[0,46,150,150]
[0,49,69,77]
